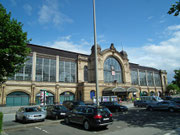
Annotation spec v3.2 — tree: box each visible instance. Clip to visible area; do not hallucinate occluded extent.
[172,69,180,88]
[0,3,31,84]
[168,1,180,16]
[166,83,179,93]
[167,69,180,94]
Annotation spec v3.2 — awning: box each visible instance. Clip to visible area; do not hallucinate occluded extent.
[103,87,126,93]
[103,87,138,93]
[127,87,138,92]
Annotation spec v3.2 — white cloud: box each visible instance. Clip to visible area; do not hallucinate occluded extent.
[23,4,32,16]
[38,0,73,26]
[167,24,180,31]
[45,36,91,54]
[147,38,153,42]
[127,24,180,82]
[147,16,153,20]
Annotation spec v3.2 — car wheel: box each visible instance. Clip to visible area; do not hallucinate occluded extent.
[55,115,59,120]
[102,125,108,129]
[115,109,119,113]
[15,115,18,122]
[64,117,70,125]
[84,120,90,130]
[169,108,174,112]
[22,117,27,124]
[148,107,153,111]
[41,119,45,122]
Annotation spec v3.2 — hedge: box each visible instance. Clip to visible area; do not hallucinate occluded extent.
[0,112,3,133]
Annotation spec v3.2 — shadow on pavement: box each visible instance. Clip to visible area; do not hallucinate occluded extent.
[60,121,109,132]
[112,108,180,134]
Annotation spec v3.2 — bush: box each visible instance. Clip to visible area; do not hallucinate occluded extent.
[0,112,3,133]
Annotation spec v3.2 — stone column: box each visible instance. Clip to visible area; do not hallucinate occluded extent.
[31,84,36,105]
[145,70,148,86]
[55,85,60,104]
[152,72,156,95]
[152,72,156,87]
[32,52,37,81]
[1,84,5,106]
[137,69,140,86]
[56,55,59,82]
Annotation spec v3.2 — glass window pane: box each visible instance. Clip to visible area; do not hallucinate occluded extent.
[139,70,147,86]
[131,69,138,85]
[104,57,122,83]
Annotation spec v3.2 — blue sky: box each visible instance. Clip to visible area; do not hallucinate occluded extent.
[1,0,180,82]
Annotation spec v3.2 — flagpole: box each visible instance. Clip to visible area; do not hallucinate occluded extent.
[93,0,99,106]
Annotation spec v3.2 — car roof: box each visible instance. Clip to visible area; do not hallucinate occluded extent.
[20,106,39,109]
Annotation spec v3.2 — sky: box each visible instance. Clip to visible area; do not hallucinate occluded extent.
[1,0,180,83]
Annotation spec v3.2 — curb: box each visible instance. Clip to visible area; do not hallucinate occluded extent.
[3,119,63,132]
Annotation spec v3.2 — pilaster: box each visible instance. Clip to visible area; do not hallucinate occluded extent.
[32,52,37,81]
[56,55,59,82]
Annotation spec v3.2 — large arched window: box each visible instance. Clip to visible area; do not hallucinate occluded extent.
[104,57,123,83]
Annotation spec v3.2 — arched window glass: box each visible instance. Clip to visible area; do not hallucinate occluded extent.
[84,66,88,82]
[104,57,123,83]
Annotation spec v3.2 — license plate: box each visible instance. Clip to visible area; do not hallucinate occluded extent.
[34,115,41,117]
[60,113,66,115]
[103,118,109,120]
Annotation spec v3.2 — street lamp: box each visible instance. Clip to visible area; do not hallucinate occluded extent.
[92,0,99,106]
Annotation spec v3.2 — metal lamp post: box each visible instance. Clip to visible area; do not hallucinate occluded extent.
[93,0,99,106]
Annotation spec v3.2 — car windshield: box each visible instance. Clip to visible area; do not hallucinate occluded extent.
[112,102,119,105]
[74,101,85,105]
[25,107,41,112]
[55,105,68,110]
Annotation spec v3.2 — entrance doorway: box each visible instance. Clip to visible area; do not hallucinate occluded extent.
[60,92,75,104]
[6,91,29,106]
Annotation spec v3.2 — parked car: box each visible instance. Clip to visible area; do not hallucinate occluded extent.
[15,106,46,123]
[64,105,113,130]
[46,105,69,119]
[63,101,85,110]
[100,102,128,112]
[162,96,172,100]
[134,100,148,107]
[140,96,163,103]
[171,97,180,104]
[146,101,180,112]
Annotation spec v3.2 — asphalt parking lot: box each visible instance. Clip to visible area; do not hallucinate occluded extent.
[2,107,180,135]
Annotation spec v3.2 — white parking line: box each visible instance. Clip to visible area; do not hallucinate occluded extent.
[35,127,49,134]
[35,127,41,130]
[42,130,49,134]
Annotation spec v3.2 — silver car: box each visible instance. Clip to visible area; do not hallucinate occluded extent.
[15,106,46,123]
[146,101,180,112]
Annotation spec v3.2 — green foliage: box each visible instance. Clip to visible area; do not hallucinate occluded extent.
[168,1,180,16]
[167,69,180,94]
[0,112,3,133]
[0,3,31,83]
[172,69,180,88]
[167,83,179,92]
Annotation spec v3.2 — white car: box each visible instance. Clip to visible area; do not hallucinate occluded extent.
[15,106,46,123]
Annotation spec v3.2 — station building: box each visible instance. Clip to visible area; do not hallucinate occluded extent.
[0,43,167,106]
